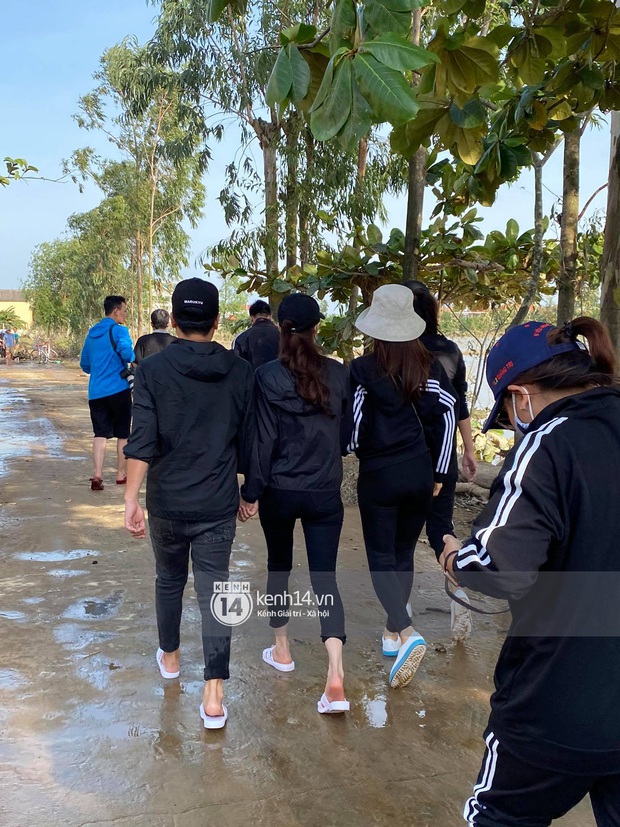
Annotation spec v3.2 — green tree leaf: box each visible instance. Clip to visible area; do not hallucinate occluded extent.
[364,0,411,35]
[266,47,293,108]
[449,99,487,128]
[311,57,354,141]
[206,0,229,24]
[289,45,312,101]
[361,33,440,72]
[330,0,357,54]
[353,53,418,125]
[337,81,374,150]
[367,223,383,244]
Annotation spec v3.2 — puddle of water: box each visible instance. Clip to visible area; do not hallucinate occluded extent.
[54,624,117,651]
[47,569,88,578]
[22,596,44,605]
[0,669,27,690]
[62,591,123,620]
[15,549,98,562]
[0,610,27,622]
[363,696,388,728]
[0,385,66,472]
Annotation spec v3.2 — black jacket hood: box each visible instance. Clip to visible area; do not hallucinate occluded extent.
[162,339,238,382]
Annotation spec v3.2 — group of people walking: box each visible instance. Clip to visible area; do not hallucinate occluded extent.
[81,277,620,826]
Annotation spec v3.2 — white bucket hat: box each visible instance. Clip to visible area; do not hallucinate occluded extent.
[355,284,426,342]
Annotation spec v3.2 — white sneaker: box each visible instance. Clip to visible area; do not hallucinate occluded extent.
[451,589,473,642]
[382,636,400,657]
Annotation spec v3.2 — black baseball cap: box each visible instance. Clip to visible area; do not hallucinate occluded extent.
[172,278,219,324]
[277,293,325,333]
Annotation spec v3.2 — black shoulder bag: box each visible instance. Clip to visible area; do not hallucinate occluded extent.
[109,326,135,391]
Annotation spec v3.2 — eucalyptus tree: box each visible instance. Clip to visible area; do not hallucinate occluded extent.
[67,40,206,333]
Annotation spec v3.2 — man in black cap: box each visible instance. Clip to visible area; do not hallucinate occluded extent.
[232,299,280,370]
[123,277,255,731]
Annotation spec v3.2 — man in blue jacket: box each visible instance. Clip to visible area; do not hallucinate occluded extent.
[80,295,135,490]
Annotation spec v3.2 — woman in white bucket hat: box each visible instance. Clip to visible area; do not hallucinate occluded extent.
[347,284,457,689]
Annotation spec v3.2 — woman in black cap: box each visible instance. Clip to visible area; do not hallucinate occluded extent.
[442,318,620,826]
[348,284,457,690]
[240,293,350,714]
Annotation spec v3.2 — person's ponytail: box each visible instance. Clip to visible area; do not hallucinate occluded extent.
[279,320,333,416]
[549,317,617,376]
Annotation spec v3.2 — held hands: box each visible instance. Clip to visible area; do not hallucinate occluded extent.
[238,498,258,523]
[461,450,477,483]
[125,499,146,539]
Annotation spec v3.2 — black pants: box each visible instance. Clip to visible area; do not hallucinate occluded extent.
[426,449,458,558]
[357,454,434,634]
[466,728,620,826]
[148,514,235,681]
[258,488,346,643]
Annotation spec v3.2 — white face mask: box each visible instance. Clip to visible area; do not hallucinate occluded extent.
[511,388,535,434]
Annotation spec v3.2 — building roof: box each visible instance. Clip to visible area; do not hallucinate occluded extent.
[0,290,25,302]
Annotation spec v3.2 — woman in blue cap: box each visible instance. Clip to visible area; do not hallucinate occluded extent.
[442,317,620,826]
[240,293,350,715]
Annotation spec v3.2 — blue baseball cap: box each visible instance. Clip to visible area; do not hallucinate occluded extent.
[483,321,586,432]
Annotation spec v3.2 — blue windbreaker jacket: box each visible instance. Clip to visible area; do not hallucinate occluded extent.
[80,317,135,400]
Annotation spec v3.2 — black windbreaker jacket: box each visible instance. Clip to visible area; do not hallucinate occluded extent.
[241,357,348,503]
[233,318,281,370]
[347,353,457,482]
[454,387,620,774]
[125,339,254,521]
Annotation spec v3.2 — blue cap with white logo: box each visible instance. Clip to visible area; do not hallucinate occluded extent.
[483,321,586,432]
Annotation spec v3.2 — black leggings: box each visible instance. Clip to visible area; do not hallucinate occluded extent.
[258,488,346,643]
[357,454,434,634]
[425,449,458,557]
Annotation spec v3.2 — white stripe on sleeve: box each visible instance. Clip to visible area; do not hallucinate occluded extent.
[348,385,367,453]
[455,417,567,570]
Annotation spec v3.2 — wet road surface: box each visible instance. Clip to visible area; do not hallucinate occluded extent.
[0,365,595,826]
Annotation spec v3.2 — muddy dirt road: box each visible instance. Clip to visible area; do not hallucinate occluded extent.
[0,364,593,827]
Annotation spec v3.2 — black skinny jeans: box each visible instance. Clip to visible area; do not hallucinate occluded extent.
[148,514,235,681]
[357,454,434,634]
[425,448,458,558]
[258,488,346,643]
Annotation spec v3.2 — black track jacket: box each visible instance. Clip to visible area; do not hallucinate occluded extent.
[125,339,254,521]
[454,387,620,774]
[241,357,348,503]
[347,353,457,482]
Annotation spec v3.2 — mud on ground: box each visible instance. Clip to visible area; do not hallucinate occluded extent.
[0,364,593,827]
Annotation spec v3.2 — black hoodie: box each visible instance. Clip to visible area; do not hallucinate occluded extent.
[125,338,254,521]
[347,354,457,482]
[454,387,620,774]
[241,357,348,503]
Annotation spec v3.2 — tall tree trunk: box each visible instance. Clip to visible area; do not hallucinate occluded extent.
[283,115,300,273]
[349,138,369,317]
[509,156,545,329]
[557,128,580,324]
[136,232,144,337]
[257,118,280,304]
[601,111,620,350]
[403,9,425,282]
[299,128,314,268]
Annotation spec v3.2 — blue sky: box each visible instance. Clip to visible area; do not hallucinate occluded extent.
[0,0,612,292]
